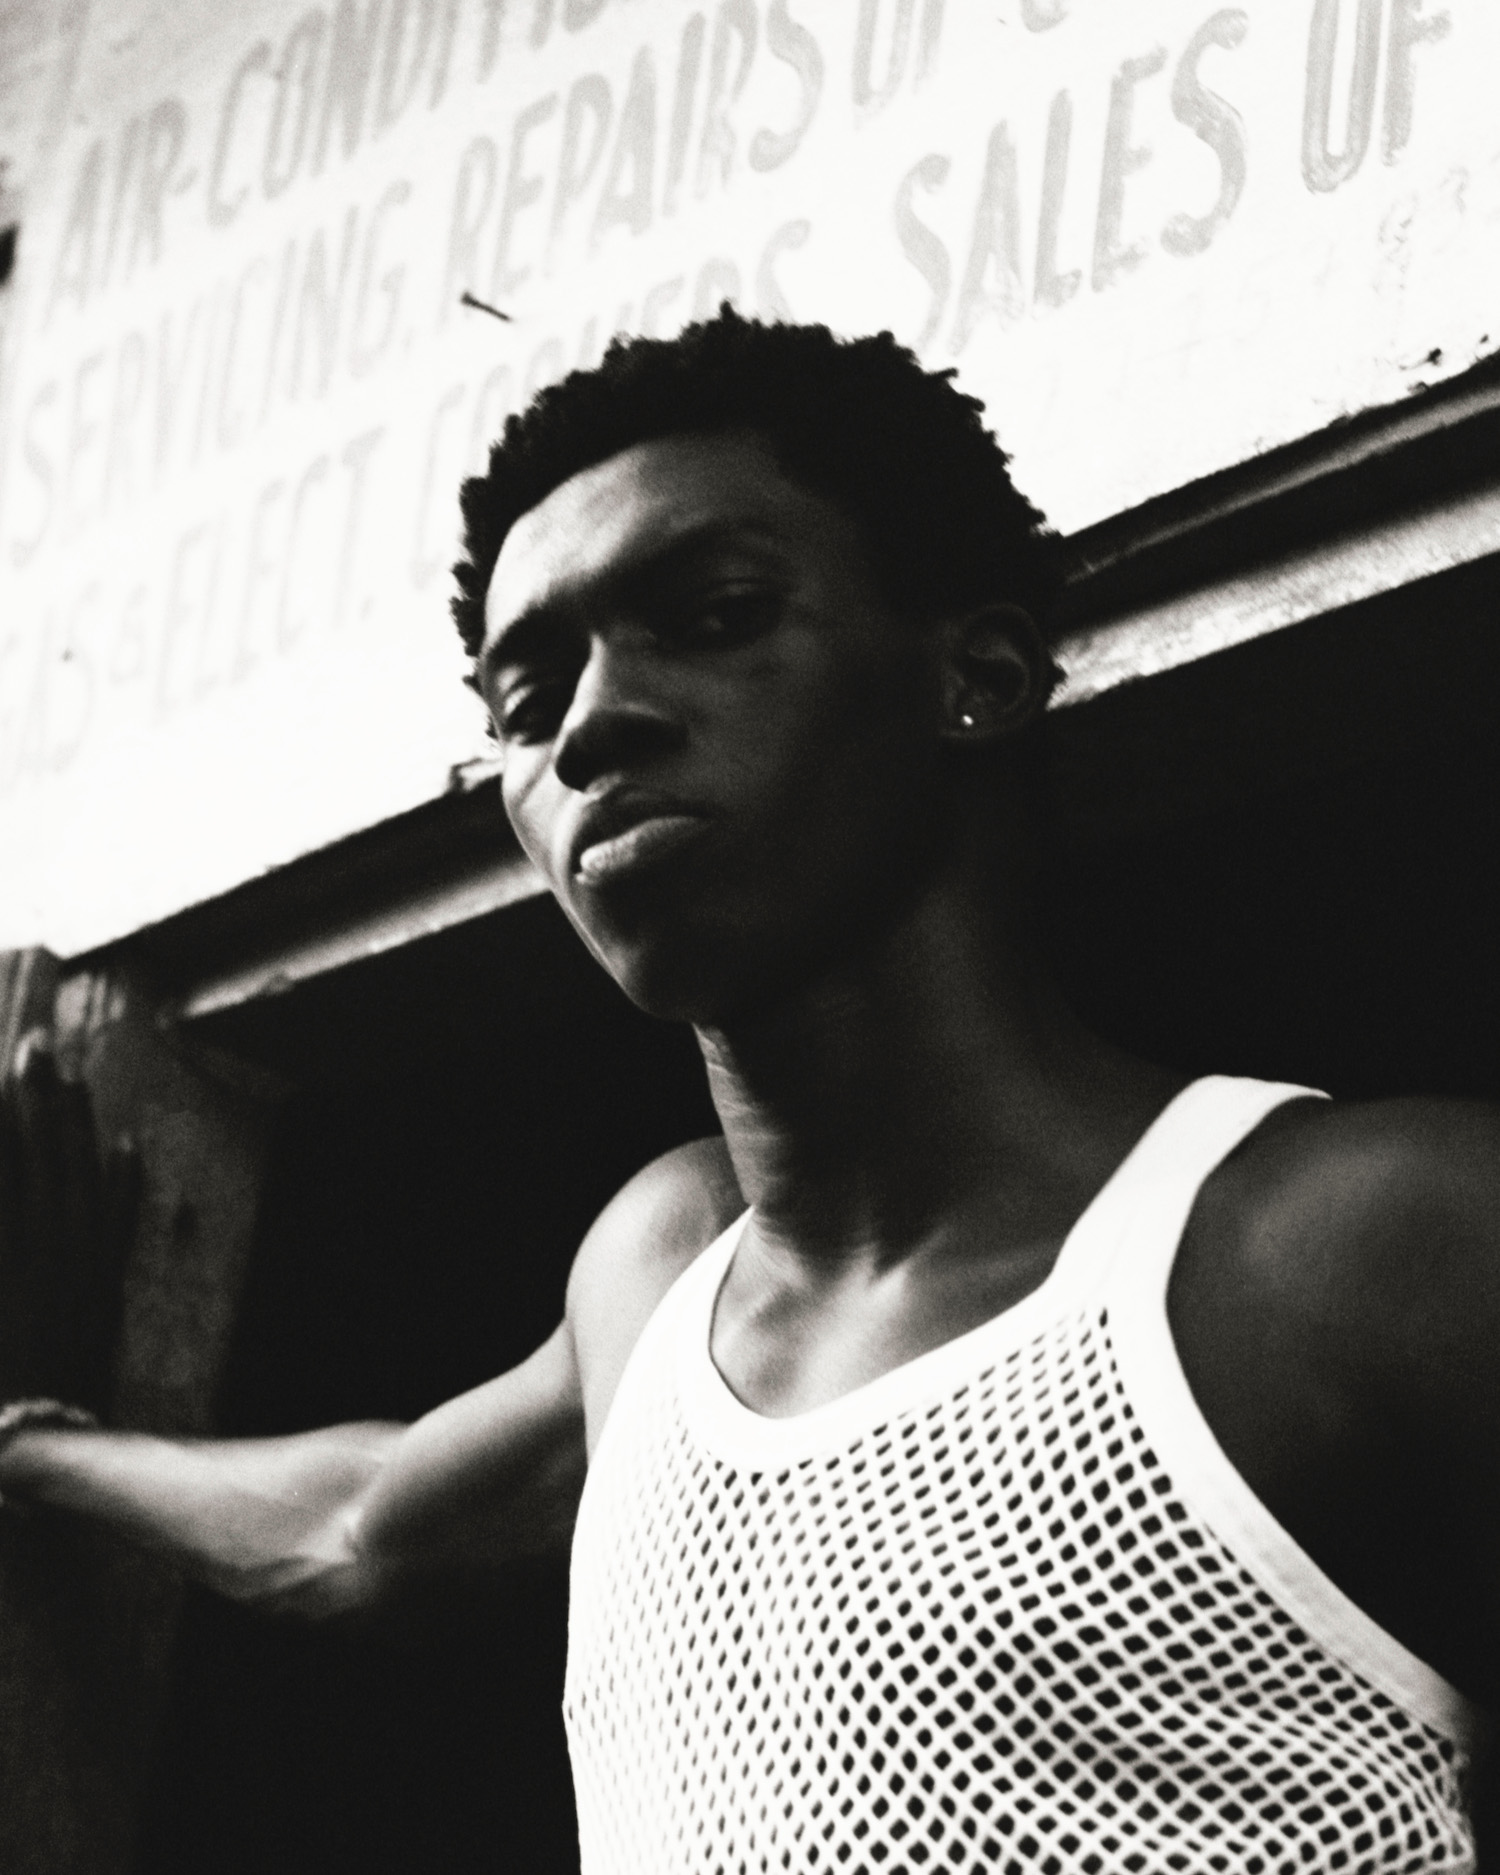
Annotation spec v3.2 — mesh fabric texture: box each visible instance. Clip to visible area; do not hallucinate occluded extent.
[565,1080,1476,1875]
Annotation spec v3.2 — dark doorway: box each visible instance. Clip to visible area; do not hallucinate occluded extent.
[132,931,717,1875]
[1047,551,1500,1106]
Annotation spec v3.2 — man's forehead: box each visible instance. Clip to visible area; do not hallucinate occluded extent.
[482,432,818,639]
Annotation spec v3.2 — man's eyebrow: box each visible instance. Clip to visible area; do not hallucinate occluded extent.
[477,602,566,688]
[479,518,787,683]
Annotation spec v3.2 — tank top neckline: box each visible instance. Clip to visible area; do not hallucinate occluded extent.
[674,1074,1313,1471]
[569,1072,1482,1875]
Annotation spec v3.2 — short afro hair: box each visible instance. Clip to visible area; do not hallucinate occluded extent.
[451,308,1064,677]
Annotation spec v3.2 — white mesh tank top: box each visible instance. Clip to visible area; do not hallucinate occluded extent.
[565,1077,1480,1874]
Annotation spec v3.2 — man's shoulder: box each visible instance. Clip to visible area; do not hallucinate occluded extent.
[569,1135,743,1302]
[1188,1089,1500,1394]
[565,1137,745,1442]
[1170,1090,1500,1704]
[1213,1090,1500,1253]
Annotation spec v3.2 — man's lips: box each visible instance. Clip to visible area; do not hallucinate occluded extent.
[571,805,711,883]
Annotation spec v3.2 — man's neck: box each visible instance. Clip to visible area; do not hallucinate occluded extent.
[695,862,1184,1276]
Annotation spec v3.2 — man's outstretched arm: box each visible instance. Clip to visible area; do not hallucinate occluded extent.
[0,1028,736,1626]
[0,1127,737,1619]
[0,1312,585,1620]
[0,1317,586,1619]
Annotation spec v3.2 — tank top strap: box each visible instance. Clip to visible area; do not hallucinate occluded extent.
[567,1078,1482,1874]
[1045,1074,1323,1300]
[1098,1075,1481,1746]
[586,1213,748,1475]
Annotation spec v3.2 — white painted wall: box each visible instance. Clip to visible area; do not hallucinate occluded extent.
[0,0,1490,950]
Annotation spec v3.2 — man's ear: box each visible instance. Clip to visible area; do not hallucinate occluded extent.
[940,604,1051,743]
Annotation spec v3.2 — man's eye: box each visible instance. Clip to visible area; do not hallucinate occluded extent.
[497,681,571,743]
[669,588,781,643]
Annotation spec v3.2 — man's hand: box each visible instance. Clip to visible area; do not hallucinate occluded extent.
[0,1032,141,1410]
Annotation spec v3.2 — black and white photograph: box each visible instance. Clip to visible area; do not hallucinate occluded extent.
[0,1,1496,1870]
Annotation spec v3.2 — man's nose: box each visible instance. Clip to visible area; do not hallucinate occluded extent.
[552,638,685,792]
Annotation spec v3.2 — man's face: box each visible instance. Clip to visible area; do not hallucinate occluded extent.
[478,431,958,1023]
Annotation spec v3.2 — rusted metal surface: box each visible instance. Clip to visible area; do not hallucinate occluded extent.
[0,947,282,1875]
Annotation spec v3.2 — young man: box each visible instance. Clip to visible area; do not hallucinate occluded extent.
[1,313,1496,1872]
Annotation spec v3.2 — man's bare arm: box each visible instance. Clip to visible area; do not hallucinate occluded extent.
[0,1131,740,1617]
[0,1318,585,1618]
[0,1014,735,1621]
